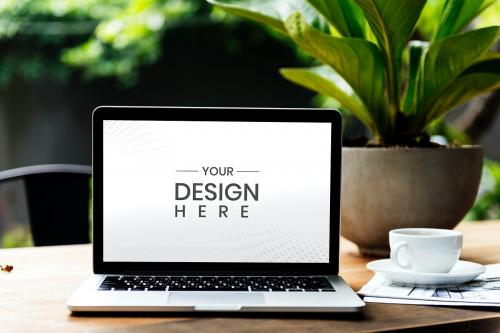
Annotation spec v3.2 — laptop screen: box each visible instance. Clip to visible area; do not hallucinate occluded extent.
[103,120,331,263]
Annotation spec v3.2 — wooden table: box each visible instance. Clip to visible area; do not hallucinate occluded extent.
[1,221,499,332]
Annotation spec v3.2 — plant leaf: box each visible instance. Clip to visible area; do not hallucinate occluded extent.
[285,11,388,135]
[422,26,499,114]
[306,0,366,38]
[280,65,375,131]
[434,0,497,40]
[207,0,326,34]
[353,0,426,58]
[476,50,500,62]
[423,58,500,126]
[353,0,426,117]
[402,41,428,114]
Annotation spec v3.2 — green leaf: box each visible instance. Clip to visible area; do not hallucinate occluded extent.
[434,0,496,40]
[285,11,388,135]
[402,41,428,114]
[280,65,375,131]
[422,26,500,114]
[423,58,500,126]
[353,0,426,117]
[476,50,500,62]
[207,0,326,34]
[306,0,366,38]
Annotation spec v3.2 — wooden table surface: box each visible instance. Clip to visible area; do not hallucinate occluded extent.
[1,221,499,333]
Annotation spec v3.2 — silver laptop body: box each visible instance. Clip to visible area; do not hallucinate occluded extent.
[66,106,364,313]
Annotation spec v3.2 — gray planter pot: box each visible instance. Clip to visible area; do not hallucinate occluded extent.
[341,146,483,256]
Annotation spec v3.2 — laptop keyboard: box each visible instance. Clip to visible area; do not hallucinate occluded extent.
[98,276,335,292]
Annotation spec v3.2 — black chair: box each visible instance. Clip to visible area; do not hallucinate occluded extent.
[0,164,92,246]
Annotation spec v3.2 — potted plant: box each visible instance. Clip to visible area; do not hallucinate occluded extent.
[207,0,500,255]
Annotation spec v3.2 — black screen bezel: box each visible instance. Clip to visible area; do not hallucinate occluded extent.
[93,106,342,275]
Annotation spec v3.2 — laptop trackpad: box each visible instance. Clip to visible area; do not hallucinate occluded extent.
[168,292,265,308]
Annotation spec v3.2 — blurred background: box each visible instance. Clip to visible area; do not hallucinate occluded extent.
[0,0,499,247]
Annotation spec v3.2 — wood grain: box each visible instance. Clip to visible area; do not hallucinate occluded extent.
[0,221,499,332]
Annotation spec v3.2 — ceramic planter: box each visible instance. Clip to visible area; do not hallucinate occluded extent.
[341,146,483,256]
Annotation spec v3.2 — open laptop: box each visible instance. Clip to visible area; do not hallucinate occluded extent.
[66,106,364,312]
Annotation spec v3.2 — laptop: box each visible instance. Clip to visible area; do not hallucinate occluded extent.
[66,106,365,312]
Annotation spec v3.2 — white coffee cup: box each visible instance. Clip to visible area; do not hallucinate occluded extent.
[389,228,462,273]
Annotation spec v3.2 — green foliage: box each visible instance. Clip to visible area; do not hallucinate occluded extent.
[418,0,500,39]
[306,0,365,38]
[0,226,33,248]
[284,12,387,135]
[402,41,427,113]
[412,27,500,129]
[281,65,373,131]
[353,0,426,126]
[426,118,470,146]
[208,0,500,145]
[433,0,496,40]
[204,0,329,34]
[466,160,500,221]
[62,0,197,83]
[477,0,500,28]
[0,0,202,86]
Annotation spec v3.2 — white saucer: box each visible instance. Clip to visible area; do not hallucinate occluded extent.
[366,259,485,287]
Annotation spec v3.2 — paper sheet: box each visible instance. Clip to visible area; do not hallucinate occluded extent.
[358,263,500,307]
[363,297,500,307]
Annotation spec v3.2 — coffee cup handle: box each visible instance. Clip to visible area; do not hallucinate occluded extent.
[390,242,411,270]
